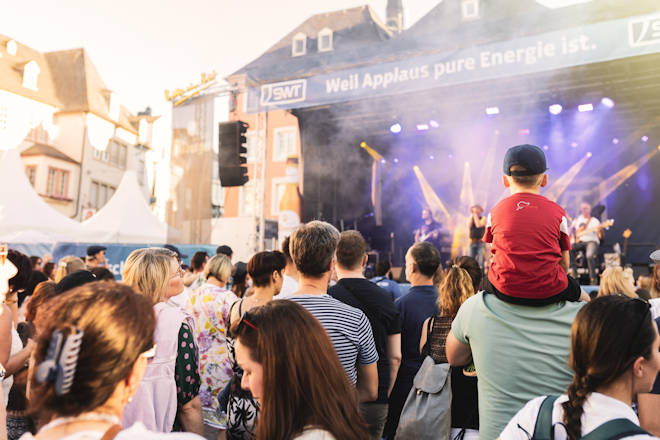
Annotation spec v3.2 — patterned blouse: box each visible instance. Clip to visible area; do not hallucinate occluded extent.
[186,282,238,428]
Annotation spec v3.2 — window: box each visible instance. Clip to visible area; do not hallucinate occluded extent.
[46,167,69,198]
[318,28,333,52]
[25,166,36,187]
[292,32,307,57]
[246,131,257,162]
[461,0,480,20]
[94,139,127,169]
[0,106,8,130]
[89,180,116,209]
[239,182,256,217]
[273,127,297,162]
[6,40,17,56]
[22,61,40,91]
[271,178,287,216]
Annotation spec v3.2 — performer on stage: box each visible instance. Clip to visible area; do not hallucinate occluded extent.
[570,203,602,285]
[414,208,443,247]
[466,205,486,267]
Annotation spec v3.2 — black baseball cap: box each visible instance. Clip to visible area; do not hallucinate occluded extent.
[503,144,548,176]
[86,245,107,257]
[164,244,187,260]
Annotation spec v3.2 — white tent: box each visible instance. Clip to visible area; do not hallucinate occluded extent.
[81,170,177,243]
[0,148,85,242]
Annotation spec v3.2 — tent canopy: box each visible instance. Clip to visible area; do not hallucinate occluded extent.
[0,148,87,242]
[81,170,178,243]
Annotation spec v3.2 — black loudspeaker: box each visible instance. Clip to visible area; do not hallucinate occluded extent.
[218,121,249,187]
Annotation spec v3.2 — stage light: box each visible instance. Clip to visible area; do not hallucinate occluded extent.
[393,158,399,163]
[601,97,615,108]
[642,136,649,142]
[494,129,500,135]
[390,123,402,134]
[429,120,439,128]
[578,103,594,112]
[518,128,530,136]
[448,154,453,159]
[571,142,578,148]
[543,145,549,151]
[549,104,563,115]
[587,152,592,157]
[380,159,386,164]
[612,138,619,144]
[486,107,500,115]
[416,124,429,131]
[429,155,435,160]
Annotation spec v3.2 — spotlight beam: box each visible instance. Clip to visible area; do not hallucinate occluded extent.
[412,165,455,230]
[595,147,660,204]
[543,152,592,202]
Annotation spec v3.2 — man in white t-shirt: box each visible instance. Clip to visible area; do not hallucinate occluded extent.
[274,235,298,299]
[570,203,601,285]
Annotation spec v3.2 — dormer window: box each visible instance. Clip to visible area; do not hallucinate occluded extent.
[318,28,333,52]
[6,40,17,56]
[22,61,40,91]
[109,92,120,121]
[292,33,307,57]
[461,0,480,20]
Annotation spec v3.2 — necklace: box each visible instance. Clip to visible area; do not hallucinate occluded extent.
[39,412,120,433]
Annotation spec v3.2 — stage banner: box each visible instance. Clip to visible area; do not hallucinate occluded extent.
[52,243,217,280]
[246,12,660,113]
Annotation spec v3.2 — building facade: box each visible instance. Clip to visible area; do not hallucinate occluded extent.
[0,35,158,220]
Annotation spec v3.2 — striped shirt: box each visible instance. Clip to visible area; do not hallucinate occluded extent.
[288,294,378,384]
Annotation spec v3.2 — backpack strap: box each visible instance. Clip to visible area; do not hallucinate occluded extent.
[581,418,649,440]
[421,316,435,357]
[532,395,558,440]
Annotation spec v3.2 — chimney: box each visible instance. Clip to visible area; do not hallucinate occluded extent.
[386,0,404,34]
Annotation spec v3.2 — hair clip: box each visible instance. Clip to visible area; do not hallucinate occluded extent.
[35,328,84,396]
[452,264,460,269]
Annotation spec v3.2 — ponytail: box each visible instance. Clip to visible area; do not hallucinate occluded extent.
[562,375,593,440]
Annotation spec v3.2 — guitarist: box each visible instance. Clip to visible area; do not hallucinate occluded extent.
[414,208,444,251]
[570,203,602,285]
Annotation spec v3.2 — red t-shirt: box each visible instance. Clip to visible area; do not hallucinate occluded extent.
[484,192,571,298]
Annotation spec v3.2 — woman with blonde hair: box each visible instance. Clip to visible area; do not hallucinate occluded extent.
[22,281,203,440]
[419,262,479,440]
[598,266,636,298]
[121,247,203,435]
[53,256,85,283]
[186,254,236,439]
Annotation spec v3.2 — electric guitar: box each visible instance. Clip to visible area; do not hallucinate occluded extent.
[576,219,614,239]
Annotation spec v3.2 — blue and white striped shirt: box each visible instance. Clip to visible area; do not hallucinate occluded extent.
[288,294,379,384]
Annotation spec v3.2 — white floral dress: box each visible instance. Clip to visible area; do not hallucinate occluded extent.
[186,283,238,429]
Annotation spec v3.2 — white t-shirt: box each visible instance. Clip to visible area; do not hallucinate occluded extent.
[293,429,336,439]
[20,422,204,440]
[573,215,601,244]
[273,274,298,299]
[500,393,653,440]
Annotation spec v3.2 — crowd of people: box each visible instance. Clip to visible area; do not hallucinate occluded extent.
[1,145,660,440]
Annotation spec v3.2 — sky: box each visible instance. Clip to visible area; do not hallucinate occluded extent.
[1,0,441,115]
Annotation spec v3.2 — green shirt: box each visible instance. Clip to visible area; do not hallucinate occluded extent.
[451,292,584,440]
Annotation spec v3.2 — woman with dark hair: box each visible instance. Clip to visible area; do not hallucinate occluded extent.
[224,251,286,440]
[42,263,55,281]
[231,263,249,299]
[234,300,368,440]
[22,281,203,439]
[500,295,660,440]
[89,267,115,281]
[419,264,479,440]
[186,254,236,439]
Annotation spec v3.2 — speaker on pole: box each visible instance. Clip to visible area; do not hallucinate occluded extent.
[218,120,249,187]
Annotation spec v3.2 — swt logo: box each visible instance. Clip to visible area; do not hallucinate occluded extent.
[629,14,660,47]
[260,79,307,106]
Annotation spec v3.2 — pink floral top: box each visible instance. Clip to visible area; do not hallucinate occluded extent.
[186,283,238,428]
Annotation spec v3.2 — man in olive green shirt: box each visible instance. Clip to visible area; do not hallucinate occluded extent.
[447,292,584,440]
